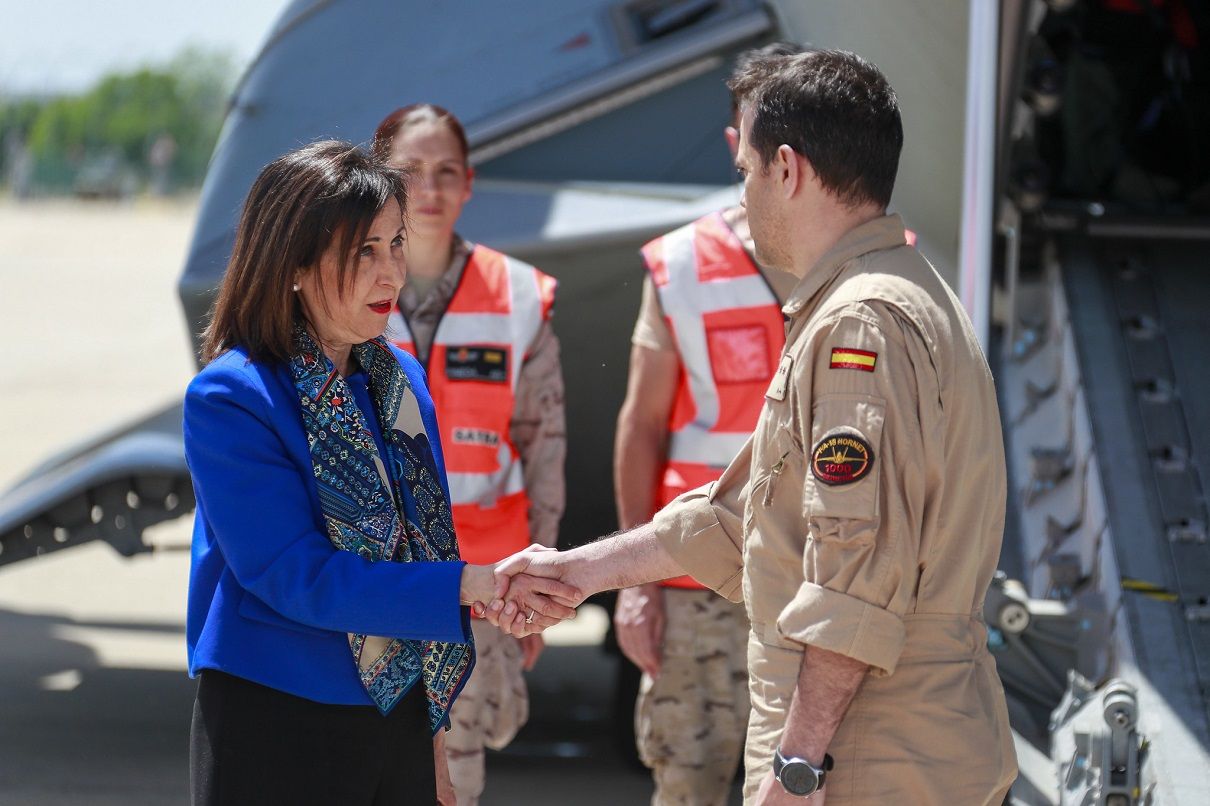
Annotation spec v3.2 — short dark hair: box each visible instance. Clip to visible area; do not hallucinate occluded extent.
[371,103,470,166]
[729,41,804,117]
[201,140,407,365]
[728,49,903,210]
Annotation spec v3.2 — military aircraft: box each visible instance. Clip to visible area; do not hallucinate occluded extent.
[3,1,1208,801]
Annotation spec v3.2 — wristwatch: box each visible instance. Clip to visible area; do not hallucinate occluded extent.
[773,746,833,797]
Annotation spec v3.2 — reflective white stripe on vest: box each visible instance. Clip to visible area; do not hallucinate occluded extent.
[433,256,543,394]
[667,428,751,468]
[439,252,544,505]
[503,254,543,367]
[656,221,777,438]
[446,446,526,506]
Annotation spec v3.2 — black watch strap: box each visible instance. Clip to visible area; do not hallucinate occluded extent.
[818,752,833,787]
[773,747,834,795]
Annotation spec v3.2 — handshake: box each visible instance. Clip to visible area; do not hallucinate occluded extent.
[457,525,683,636]
[459,545,589,637]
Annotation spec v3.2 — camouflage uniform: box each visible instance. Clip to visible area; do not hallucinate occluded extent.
[635,589,750,806]
[399,237,565,805]
[444,620,528,805]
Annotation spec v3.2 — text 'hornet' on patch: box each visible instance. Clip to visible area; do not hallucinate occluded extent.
[810,430,874,486]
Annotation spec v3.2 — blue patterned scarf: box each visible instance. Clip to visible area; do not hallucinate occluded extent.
[289,327,474,731]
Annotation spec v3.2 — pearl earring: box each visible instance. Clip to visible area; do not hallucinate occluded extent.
[292,283,300,292]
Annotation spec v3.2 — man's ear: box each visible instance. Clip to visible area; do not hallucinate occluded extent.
[724,126,739,159]
[776,144,801,199]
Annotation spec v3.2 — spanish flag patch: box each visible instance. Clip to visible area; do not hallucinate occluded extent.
[829,348,877,372]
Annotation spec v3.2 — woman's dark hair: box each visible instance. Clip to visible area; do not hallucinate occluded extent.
[728,49,903,210]
[371,103,470,166]
[200,140,407,365]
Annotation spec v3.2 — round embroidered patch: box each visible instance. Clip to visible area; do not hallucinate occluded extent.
[811,431,874,486]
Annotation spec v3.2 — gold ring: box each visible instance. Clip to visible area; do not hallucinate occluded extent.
[525,609,535,624]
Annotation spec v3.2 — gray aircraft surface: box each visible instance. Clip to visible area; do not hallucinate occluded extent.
[3,1,1209,802]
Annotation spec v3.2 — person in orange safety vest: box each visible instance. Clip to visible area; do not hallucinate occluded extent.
[373,104,564,806]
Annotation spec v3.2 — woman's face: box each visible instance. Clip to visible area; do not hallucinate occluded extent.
[297,198,406,353]
[386,120,472,240]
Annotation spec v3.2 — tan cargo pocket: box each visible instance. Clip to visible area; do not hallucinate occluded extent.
[805,394,885,521]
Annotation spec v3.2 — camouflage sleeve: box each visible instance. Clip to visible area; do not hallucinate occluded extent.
[510,320,566,547]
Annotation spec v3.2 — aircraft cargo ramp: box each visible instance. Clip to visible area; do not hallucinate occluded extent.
[997,220,1210,804]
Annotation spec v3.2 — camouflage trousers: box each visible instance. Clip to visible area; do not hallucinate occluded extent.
[635,587,750,806]
[445,619,528,806]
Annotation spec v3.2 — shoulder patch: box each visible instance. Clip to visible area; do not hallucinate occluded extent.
[766,354,793,401]
[829,347,877,372]
[811,429,874,486]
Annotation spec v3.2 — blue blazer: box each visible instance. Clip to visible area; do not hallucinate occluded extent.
[184,344,470,706]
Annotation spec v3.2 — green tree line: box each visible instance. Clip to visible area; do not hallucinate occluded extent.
[0,47,237,196]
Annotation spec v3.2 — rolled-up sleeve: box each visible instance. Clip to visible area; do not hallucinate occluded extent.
[774,304,928,676]
[777,583,906,673]
[651,438,753,602]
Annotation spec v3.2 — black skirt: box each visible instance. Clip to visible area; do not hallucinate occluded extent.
[189,670,437,806]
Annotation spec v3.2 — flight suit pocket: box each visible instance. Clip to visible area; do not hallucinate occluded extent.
[755,427,801,509]
[805,394,885,522]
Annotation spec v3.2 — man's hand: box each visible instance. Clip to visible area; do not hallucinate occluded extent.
[493,544,587,597]
[462,550,580,636]
[481,525,684,635]
[468,546,584,637]
[755,772,825,805]
[519,633,544,671]
[479,545,587,636]
[614,583,665,678]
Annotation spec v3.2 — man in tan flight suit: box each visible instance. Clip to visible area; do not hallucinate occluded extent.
[486,48,1017,805]
[614,43,802,806]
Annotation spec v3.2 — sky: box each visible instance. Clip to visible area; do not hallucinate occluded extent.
[0,0,288,95]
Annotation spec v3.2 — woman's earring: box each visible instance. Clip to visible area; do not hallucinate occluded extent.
[292,282,300,292]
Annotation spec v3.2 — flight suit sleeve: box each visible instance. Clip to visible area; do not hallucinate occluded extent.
[650,437,752,602]
[775,304,927,676]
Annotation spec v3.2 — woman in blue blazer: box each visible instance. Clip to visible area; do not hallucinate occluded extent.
[184,141,578,805]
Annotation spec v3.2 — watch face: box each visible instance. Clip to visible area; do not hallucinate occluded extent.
[779,761,819,796]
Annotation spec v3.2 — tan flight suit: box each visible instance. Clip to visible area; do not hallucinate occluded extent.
[652,214,1018,803]
[398,237,565,806]
[630,213,800,805]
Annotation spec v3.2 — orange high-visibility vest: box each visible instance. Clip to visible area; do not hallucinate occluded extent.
[388,245,556,565]
[641,211,784,589]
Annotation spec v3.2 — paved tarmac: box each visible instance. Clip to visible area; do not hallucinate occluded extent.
[0,197,729,804]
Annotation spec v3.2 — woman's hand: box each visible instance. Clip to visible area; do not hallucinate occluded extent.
[433,729,456,805]
[482,545,591,636]
[460,550,581,635]
[482,568,579,635]
[459,564,500,608]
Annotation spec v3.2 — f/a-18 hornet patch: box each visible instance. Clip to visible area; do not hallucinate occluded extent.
[829,347,877,372]
[811,430,874,486]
